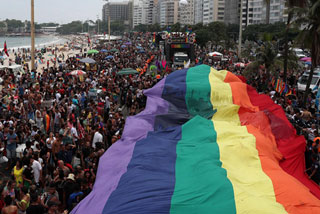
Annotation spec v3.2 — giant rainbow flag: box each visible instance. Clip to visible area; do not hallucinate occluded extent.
[72,65,320,214]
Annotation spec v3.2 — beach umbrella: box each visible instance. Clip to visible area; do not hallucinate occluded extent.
[110,49,119,53]
[150,65,157,71]
[80,58,96,64]
[116,68,139,75]
[300,57,311,62]
[208,51,223,57]
[121,45,126,48]
[136,46,143,49]
[100,49,108,53]
[125,42,132,45]
[70,70,86,76]
[105,56,114,60]
[138,50,145,53]
[87,49,99,54]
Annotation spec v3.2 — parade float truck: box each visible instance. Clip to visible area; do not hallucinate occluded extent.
[158,31,196,68]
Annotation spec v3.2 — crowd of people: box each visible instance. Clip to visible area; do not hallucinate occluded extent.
[0,32,319,213]
[0,33,161,214]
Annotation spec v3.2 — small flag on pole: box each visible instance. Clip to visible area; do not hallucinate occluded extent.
[3,41,9,57]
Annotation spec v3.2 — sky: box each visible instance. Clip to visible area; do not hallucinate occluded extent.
[0,0,121,24]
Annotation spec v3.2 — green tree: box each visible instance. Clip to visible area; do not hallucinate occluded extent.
[0,22,6,28]
[148,23,161,32]
[207,22,227,48]
[195,28,211,47]
[5,19,24,32]
[110,21,125,34]
[226,24,239,42]
[244,34,281,80]
[283,0,307,82]
[170,22,181,32]
[57,21,82,34]
[294,0,320,106]
[134,24,148,33]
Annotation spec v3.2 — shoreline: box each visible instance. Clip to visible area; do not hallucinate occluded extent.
[0,35,69,50]
[1,35,82,73]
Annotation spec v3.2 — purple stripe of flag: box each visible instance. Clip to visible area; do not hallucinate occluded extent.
[71,78,169,214]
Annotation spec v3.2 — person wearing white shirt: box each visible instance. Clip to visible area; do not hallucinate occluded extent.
[31,155,42,185]
[46,132,56,150]
[92,128,103,149]
[71,125,79,142]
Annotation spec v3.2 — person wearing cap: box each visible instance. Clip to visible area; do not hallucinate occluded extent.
[63,173,76,208]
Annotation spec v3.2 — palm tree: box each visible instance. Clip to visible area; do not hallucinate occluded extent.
[244,33,301,81]
[244,34,282,79]
[294,0,320,107]
[283,0,307,82]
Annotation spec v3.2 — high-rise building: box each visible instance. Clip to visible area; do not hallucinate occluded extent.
[216,0,225,22]
[194,0,204,24]
[133,0,155,28]
[224,0,239,25]
[193,0,225,25]
[224,0,287,26]
[102,1,133,28]
[178,0,195,26]
[158,0,180,27]
[202,0,215,24]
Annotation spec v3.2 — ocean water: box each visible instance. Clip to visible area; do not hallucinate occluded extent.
[0,35,66,50]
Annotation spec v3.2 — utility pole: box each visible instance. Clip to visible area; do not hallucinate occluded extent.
[238,0,244,60]
[31,0,35,70]
[97,15,100,35]
[108,15,111,42]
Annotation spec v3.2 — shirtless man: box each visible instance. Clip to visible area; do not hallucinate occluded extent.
[1,195,18,214]
[57,160,70,177]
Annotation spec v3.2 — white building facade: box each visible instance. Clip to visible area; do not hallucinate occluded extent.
[225,0,287,26]
[133,0,155,28]
[178,0,195,26]
[158,0,180,27]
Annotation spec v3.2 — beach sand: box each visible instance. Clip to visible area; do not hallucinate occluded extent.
[2,35,83,73]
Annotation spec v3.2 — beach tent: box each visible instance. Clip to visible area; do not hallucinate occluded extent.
[116,68,139,75]
[235,62,246,67]
[80,58,96,64]
[72,65,320,214]
[208,51,223,57]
